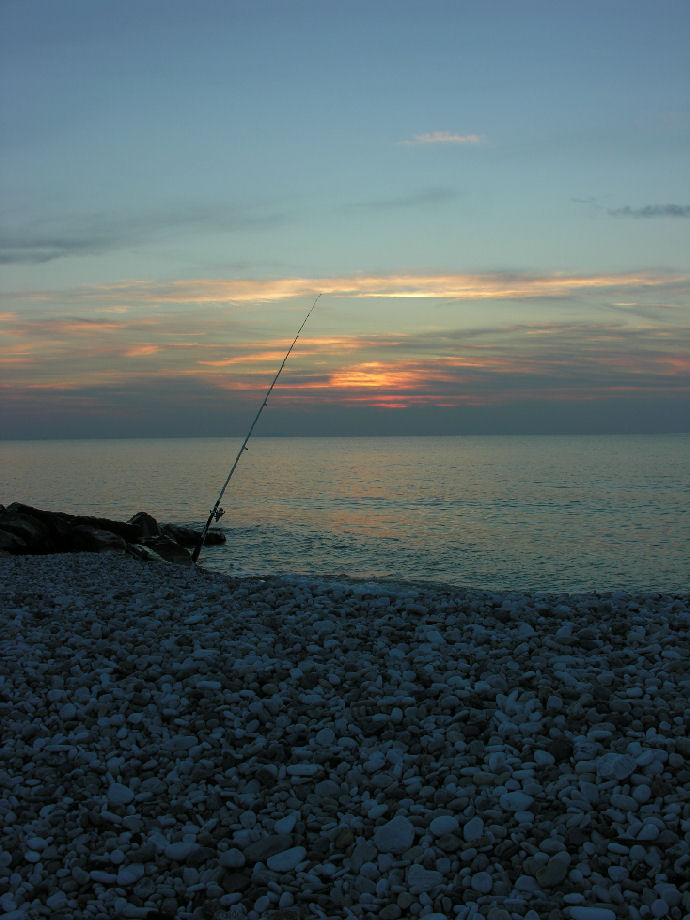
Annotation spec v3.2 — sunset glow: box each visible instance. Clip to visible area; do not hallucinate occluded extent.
[1,2,687,436]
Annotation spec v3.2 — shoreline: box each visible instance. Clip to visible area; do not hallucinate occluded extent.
[2,553,689,920]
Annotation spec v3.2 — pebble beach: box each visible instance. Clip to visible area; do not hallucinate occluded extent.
[1,553,689,920]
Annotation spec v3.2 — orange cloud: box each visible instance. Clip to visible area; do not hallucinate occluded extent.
[329,362,426,390]
[198,350,291,367]
[29,270,685,307]
[3,290,687,421]
[123,344,160,357]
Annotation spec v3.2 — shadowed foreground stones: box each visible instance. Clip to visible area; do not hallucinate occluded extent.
[1,554,688,920]
[0,502,225,565]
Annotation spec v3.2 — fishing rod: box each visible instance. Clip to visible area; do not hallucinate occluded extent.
[191,292,321,563]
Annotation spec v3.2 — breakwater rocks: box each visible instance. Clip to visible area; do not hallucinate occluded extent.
[0,503,225,565]
[1,554,689,920]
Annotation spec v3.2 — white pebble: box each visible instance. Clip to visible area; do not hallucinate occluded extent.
[463,816,484,842]
[26,837,48,851]
[107,782,134,807]
[315,727,335,745]
[429,815,459,837]
[500,790,534,811]
[471,870,493,893]
[117,864,145,886]
[267,846,306,872]
[275,812,299,834]
[164,841,198,861]
[219,848,245,869]
[374,815,415,853]
[568,908,616,920]
[286,763,319,776]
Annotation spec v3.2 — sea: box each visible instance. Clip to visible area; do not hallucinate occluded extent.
[1,435,688,594]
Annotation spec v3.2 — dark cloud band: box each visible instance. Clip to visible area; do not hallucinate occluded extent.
[607,204,690,219]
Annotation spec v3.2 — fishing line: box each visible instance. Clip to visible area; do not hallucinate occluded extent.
[191,293,321,563]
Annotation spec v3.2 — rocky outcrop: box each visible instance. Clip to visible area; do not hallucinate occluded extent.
[159,521,225,547]
[0,503,225,565]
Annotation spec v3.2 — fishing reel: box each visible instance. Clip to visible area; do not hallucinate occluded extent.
[211,507,225,521]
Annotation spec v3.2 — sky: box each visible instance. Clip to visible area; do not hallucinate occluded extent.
[1,0,688,438]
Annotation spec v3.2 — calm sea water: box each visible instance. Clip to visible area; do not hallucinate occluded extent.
[1,435,688,593]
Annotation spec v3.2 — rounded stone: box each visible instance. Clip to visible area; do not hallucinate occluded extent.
[219,848,245,869]
[164,841,200,861]
[315,779,340,797]
[638,822,660,841]
[374,815,415,854]
[239,810,256,828]
[267,846,307,872]
[429,815,459,837]
[471,871,493,894]
[274,813,298,834]
[107,783,134,807]
[315,727,335,746]
[463,815,484,842]
[568,909,616,920]
[117,864,145,887]
[500,790,534,811]
[536,853,570,888]
[59,702,77,720]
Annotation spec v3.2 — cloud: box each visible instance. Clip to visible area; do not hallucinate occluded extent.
[123,344,160,357]
[400,131,485,146]
[0,204,286,264]
[607,204,690,219]
[3,269,687,432]
[3,303,688,436]
[4,303,687,393]
[16,269,684,308]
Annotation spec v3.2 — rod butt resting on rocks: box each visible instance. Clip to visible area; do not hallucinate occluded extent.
[191,293,321,564]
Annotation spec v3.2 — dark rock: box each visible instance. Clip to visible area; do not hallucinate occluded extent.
[0,526,28,554]
[162,522,226,546]
[334,827,354,850]
[310,836,332,859]
[71,525,128,554]
[128,511,161,539]
[5,503,140,545]
[564,827,588,847]
[204,529,226,545]
[0,510,54,553]
[0,502,220,566]
[674,737,690,757]
[143,535,192,565]
[220,871,251,893]
[256,766,278,787]
[548,738,573,762]
[436,832,462,853]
